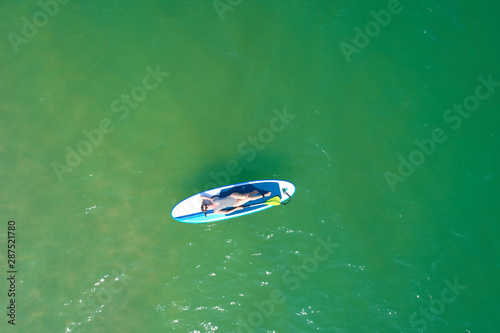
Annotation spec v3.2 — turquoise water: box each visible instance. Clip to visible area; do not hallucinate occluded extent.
[1,0,499,332]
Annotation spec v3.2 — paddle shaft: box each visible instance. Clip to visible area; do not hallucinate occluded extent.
[241,199,280,209]
[178,196,281,221]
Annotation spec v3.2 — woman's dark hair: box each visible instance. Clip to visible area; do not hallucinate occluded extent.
[201,203,208,217]
[201,196,217,217]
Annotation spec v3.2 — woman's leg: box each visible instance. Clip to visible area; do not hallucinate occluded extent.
[230,190,259,199]
[234,191,271,206]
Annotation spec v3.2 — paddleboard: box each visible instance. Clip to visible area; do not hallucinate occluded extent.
[171,179,295,223]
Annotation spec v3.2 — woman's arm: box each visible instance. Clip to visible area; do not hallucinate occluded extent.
[216,206,243,215]
[200,196,213,202]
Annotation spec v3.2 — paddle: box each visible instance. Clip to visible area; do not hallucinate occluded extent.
[215,195,282,216]
[178,196,282,221]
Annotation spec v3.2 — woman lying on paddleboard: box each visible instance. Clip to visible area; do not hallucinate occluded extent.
[200,190,271,215]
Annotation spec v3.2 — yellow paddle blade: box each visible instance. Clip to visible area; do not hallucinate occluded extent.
[264,196,282,206]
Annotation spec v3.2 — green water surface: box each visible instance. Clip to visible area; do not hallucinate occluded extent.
[1,0,499,332]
